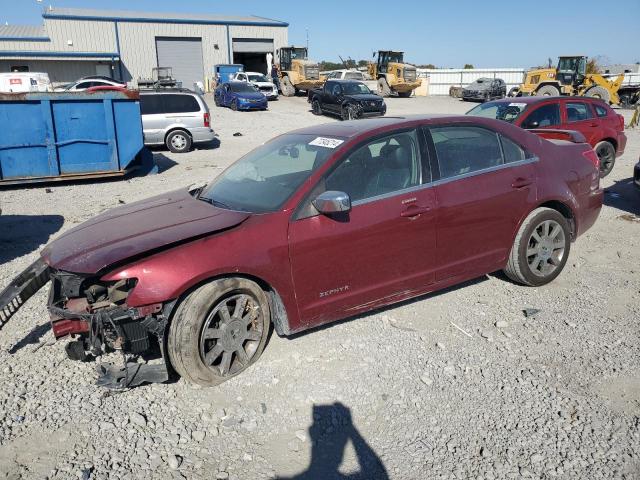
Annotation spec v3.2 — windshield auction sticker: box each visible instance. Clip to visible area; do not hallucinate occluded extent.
[309,137,345,149]
[508,103,527,109]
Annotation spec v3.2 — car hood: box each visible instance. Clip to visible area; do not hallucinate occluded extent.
[41,188,250,274]
[464,83,489,91]
[347,93,383,102]
[251,81,275,88]
[235,91,267,100]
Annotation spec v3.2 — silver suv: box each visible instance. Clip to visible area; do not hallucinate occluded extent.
[139,89,215,153]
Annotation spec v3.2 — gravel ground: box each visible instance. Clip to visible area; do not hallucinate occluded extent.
[0,95,639,480]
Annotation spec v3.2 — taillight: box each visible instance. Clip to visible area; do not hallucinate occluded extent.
[617,114,625,130]
[203,112,210,128]
[583,149,599,169]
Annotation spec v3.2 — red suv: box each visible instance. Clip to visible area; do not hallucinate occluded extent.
[467,96,627,177]
[0,116,603,388]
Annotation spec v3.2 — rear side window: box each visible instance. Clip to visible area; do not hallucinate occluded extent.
[500,135,527,163]
[430,126,502,179]
[140,94,200,115]
[566,102,593,122]
[594,104,608,117]
[521,104,560,128]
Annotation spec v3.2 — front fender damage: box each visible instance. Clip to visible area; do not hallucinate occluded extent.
[0,258,174,389]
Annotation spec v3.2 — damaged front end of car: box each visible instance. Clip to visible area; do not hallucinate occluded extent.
[1,258,174,389]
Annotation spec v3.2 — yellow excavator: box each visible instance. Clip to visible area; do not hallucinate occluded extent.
[511,55,624,104]
[277,46,324,97]
[368,50,421,98]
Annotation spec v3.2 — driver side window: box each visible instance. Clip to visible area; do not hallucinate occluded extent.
[521,103,560,128]
[325,130,423,203]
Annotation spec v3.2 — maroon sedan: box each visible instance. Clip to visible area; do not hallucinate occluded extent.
[467,96,627,177]
[0,116,603,388]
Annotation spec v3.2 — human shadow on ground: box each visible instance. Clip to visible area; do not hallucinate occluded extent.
[276,402,389,480]
[0,214,64,264]
[8,322,51,354]
[603,177,640,216]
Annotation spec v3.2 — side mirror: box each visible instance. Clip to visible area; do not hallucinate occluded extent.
[312,191,351,215]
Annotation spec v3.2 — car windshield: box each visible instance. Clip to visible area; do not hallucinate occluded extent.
[230,83,258,93]
[199,133,343,213]
[470,78,490,86]
[466,101,528,123]
[344,72,363,80]
[342,82,372,95]
[248,74,269,82]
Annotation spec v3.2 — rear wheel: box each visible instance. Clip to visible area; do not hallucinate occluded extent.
[586,86,611,104]
[595,141,616,177]
[378,78,391,97]
[536,85,560,97]
[281,76,296,97]
[504,208,571,287]
[168,278,271,387]
[166,130,192,153]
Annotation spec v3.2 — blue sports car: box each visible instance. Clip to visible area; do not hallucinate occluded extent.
[214,81,268,111]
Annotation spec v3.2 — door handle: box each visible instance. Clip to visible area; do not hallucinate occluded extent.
[401,205,431,218]
[511,178,533,189]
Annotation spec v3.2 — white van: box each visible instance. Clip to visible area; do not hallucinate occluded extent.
[0,72,52,93]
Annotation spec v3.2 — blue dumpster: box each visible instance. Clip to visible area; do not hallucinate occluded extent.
[0,90,145,185]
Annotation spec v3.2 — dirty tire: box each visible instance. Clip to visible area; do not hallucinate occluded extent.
[595,141,616,177]
[168,278,271,387]
[397,91,411,98]
[166,130,192,153]
[281,76,296,97]
[503,207,571,287]
[536,85,560,97]
[378,78,391,97]
[586,86,611,104]
[231,99,238,111]
[311,98,323,115]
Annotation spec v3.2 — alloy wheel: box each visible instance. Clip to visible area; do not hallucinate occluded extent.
[199,293,263,377]
[526,219,566,277]
[596,143,615,177]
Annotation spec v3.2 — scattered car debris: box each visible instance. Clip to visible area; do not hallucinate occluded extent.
[233,132,243,136]
[618,214,640,223]
[450,321,473,338]
[523,308,541,318]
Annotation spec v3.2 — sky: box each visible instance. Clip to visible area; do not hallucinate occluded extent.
[2,0,639,68]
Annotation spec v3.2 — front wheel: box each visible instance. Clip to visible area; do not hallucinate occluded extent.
[341,103,361,121]
[595,141,616,177]
[168,278,271,386]
[311,99,323,115]
[535,85,560,97]
[503,208,571,287]
[231,99,238,111]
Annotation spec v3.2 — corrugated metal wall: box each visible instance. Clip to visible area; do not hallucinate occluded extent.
[417,68,526,95]
[1,17,288,86]
[0,60,107,83]
[0,19,117,53]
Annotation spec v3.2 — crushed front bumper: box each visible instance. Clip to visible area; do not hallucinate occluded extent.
[0,258,50,329]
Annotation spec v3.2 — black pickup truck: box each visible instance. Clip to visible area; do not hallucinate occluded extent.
[308,79,386,120]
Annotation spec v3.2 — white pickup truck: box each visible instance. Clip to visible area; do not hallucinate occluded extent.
[230,71,278,100]
[323,70,378,92]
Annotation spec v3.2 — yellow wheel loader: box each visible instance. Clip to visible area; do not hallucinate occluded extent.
[367,51,421,98]
[277,46,323,97]
[511,56,624,104]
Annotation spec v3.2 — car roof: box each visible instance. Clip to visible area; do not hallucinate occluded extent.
[488,96,608,106]
[326,79,365,84]
[290,115,494,138]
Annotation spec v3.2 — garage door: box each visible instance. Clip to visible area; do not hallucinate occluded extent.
[232,38,274,54]
[156,37,204,90]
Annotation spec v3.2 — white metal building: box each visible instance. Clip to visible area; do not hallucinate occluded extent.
[0,7,289,88]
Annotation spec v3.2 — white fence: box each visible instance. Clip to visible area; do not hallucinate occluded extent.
[416,68,640,96]
[417,68,525,95]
